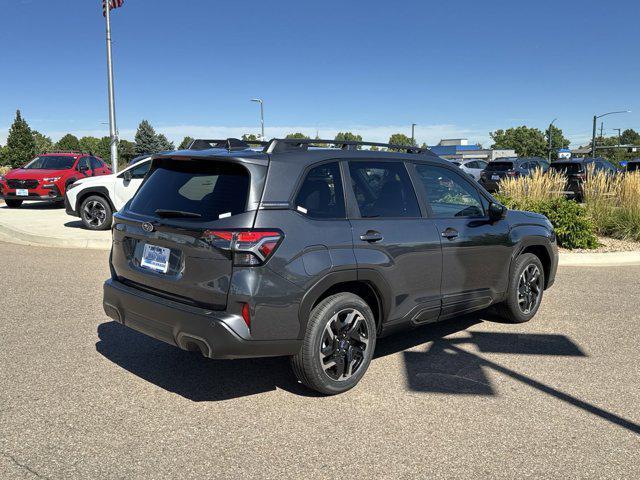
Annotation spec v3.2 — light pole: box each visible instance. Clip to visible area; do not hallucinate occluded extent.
[251,98,264,140]
[613,128,621,146]
[411,123,416,145]
[548,118,557,162]
[592,110,630,158]
[104,0,119,173]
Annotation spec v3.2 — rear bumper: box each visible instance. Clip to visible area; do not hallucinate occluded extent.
[103,278,302,359]
[479,178,501,192]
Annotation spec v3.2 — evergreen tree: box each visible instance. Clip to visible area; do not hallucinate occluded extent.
[32,131,53,154]
[134,120,162,155]
[5,110,36,168]
[55,134,80,152]
[179,136,194,149]
[157,133,175,151]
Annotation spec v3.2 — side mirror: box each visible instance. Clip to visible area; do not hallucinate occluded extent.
[488,202,507,221]
[123,170,132,182]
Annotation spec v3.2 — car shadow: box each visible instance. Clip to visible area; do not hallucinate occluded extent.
[0,201,62,209]
[64,220,86,229]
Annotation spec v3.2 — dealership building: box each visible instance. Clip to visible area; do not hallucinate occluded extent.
[429,138,516,162]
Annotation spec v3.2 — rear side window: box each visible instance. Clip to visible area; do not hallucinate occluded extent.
[89,157,102,169]
[129,160,250,221]
[486,161,513,171]
[129,160,150,179]
[294,162,345,219]
[549,163,584,175]
[349,161,420,218]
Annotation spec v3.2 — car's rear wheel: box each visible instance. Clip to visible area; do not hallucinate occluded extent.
[80,195,113,230]
[495,252,545,323]
[291,292,377,395]
[4,199,23,208]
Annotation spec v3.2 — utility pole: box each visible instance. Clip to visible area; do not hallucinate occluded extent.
[592,110,631,158]
[104,0,119,173]
[600,122,604,140]
[613,128,621,146]
[548,118,557,163]
[411,123,416,145]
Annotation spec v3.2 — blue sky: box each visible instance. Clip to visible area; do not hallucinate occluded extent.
[1,0,638,147]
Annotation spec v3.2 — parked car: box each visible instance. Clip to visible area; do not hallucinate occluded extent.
[457,159,489,181]
[0,153,111,208]
[625,159,640,173]
[479,157,549,192]
[103,138,558,395]
[65,156,152,230]
[548,157,618,201]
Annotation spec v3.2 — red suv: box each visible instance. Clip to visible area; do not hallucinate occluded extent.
[0,152,111,208]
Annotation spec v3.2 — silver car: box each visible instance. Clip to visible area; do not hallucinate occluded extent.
[449,159,488,181]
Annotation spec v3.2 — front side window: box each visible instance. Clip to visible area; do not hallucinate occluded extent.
[415,164,486,218]
[294,162,345,219]
[349,161,420,218]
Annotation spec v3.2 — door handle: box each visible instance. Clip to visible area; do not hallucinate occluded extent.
[360,230,383,243]
[441,228,459,240]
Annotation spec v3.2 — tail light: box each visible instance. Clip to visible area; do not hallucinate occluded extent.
[203,229,283,266]
[506,170,519,177]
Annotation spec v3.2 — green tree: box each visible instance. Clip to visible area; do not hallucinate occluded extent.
[134,120,162,155]
[117,140,136,169]
[545,125,570,160]
[55,133,80,152]
[32,130,53,154]
[388,133,416,150]
[284,132,310,139]
[241,133,259,142]
[490,126,547,157]
[334,131,362,148]
[620,129,640,146]
[179,136,194,149]
[369,145,379,151]
[4,110,36,168]
[157,134,174,151]
[79,136,101,155]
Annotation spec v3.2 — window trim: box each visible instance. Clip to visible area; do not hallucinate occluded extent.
[409,161,493,220]
[290,159,348,221]
[345,159,425,220]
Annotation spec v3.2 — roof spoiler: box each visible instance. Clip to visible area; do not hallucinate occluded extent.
[263,138,431,155]
[187,138,268,151]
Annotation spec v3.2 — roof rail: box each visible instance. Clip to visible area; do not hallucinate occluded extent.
[187,138,268,151]
[264,138,429,155]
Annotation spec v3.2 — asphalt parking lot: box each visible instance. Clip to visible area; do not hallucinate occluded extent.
[0,241,638,479]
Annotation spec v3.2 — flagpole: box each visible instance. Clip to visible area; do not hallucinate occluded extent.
[105,0,119,173]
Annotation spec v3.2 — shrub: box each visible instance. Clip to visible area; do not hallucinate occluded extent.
[583,170,640,241]
[498,168,566,203]
[0,165,11,175]
[498,194,598,249]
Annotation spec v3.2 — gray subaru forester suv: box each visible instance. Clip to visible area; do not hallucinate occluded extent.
[103,138,558,395]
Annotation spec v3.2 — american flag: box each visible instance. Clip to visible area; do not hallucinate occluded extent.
[103,0,124,17]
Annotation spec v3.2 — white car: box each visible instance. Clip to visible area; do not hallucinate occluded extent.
[448,159,488,181]
[65,156,151,230]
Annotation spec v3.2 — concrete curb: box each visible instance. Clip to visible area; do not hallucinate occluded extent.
[558,251,640,267]
[0,220,111,250]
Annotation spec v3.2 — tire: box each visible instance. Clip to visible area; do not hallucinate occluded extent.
[495,252,545,323]
[80,195,113,231]
[291,292,377,395]
[4,199,23,208]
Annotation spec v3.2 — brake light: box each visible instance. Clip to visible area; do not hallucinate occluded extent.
[506,170,519,177]
[203,229,283,266]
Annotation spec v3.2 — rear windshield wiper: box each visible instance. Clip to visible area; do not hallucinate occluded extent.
[154,209,202,219]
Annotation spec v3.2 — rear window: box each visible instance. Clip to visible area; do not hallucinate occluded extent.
[549,163,584,175]
[627,162,640,172]
[485,161,513,171]
[129,160,250,221]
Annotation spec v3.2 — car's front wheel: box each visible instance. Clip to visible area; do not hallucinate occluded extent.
[80,195,113,230]
[495,252,545,323]
[291,292,377,395]
[4,199,23,208]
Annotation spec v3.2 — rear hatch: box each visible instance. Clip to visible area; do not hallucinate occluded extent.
[481,161,514,182]
[549,162,586,191]
[110,155,267,310]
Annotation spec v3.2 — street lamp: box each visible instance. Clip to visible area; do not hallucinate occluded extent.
[411,123,416,145]
[251,98,264,140]
[548,118,557,162]
[592,110,630,158]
